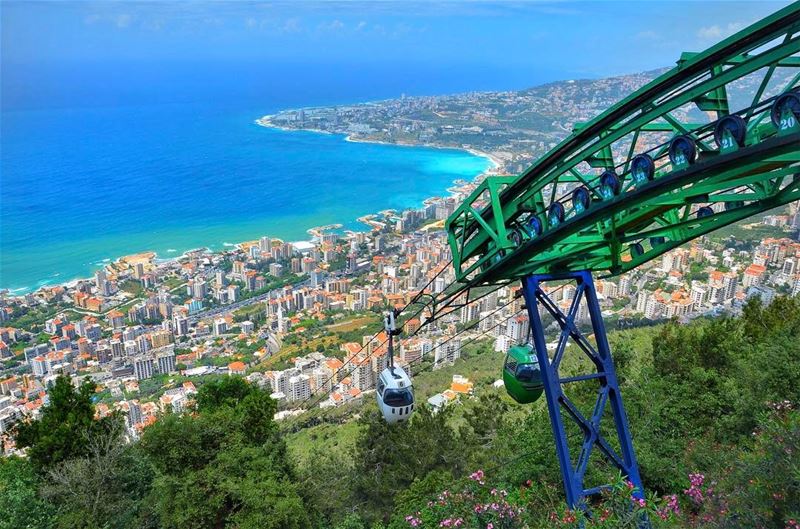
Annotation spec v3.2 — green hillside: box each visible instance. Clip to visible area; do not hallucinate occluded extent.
[3,296,799,529]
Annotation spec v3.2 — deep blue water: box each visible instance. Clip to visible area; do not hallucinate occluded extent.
[0,61,524,293]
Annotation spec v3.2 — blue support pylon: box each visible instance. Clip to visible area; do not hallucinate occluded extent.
[521,270,646,511]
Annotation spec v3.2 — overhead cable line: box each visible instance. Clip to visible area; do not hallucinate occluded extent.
[293,284,568,426]
[295,257,458,409]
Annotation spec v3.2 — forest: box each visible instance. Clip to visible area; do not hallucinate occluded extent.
[2,296,799,529]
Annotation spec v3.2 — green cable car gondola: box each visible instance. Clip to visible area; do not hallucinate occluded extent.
[503,344,544,404]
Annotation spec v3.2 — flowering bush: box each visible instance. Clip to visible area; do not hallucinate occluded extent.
[679,406,800,529]
[547,475,679,529]
[397,405,799,529]
[401,470,524,529]
[400,472,683,529]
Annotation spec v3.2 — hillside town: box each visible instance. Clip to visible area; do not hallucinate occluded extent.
[259,67,793,176]
[2,67,800,454]
[2,178,798,453]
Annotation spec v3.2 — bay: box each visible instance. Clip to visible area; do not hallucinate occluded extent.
[0,99,489,293]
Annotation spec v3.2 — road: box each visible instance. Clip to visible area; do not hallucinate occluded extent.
[187,278,312,324]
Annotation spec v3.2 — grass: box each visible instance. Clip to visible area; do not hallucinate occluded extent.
[233,302,266,319]
[286,420,363,465]
[282,339,530,460]
[410,339,502,403]
[326,314,379,333]
[285,323,663,440]
[120,280,144,297]
[255,335,341,371]
[163,277,185,290]
[254,313,381,372]
[710,222,789,243]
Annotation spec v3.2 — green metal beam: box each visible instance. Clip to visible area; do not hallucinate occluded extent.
[446,4,800,291]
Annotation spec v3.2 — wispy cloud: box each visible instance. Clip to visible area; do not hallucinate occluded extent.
[635,30,660,41]
[697,21,745,41]
[318,19,346,32]
[84,12,136,29]
[243,16,304,34]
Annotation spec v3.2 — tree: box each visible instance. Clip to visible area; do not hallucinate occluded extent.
[685,407,800,529]
[195,375,253,411]
[14,376,119,473]
[296,444,357,524]
[459,393,509,455]
[333,514,368,529]
[0,457,55,529]
[352,407,466,524]
[41,421,156,529]
[139,378,309,528]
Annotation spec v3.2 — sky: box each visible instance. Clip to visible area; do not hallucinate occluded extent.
[1,1,794,103]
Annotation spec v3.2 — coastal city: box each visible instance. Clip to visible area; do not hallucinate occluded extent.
[1,173,798,452]
[259,67,794,176]
[2,69,800,455]
[4,1,800,527]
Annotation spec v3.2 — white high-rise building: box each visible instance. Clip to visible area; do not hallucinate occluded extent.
[288,374,311,401]
[157,351,176,374]
[460,303,480,324]
[690,284,708,306]
[495,334,513,353]
[127,401,143,427]
[173,315,189,336]
[192,279,208,300]
[635,290,649,313]
[213,318,228,336]
[134,357,155,380]
[506,315,529,344]
[783,257,797,276]
[618,275,632,297]
[434,338,461,368]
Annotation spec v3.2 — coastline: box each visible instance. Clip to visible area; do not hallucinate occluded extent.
[342,134,501,173]
[255,115,503,172]
[5,119,492,298]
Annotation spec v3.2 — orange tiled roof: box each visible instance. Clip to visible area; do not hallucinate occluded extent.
[745,264,767,275]
[228,361,246,372]
[325,358,345,370]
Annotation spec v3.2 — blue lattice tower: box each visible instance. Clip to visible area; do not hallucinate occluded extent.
[520,270,645,510]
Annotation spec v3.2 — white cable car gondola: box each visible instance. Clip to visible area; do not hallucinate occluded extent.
[376,310,415,424]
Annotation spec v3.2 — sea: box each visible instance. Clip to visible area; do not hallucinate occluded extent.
[0,60,559,294]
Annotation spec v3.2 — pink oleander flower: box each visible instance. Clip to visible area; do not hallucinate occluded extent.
[469,470,485,485]
[405,514,422,527]
[655,493,680,520]
[684,472,707,504]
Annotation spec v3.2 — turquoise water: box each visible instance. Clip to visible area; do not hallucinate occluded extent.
[0,102,489,293]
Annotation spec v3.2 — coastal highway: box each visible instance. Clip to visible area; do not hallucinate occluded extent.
[187,278,312,324]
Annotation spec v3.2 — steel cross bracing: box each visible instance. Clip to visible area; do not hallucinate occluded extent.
[411,4,800,517]
[522,272,645,511]
[444,3,800,293]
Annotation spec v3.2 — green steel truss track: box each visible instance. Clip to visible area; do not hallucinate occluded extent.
[444,3,800,300]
